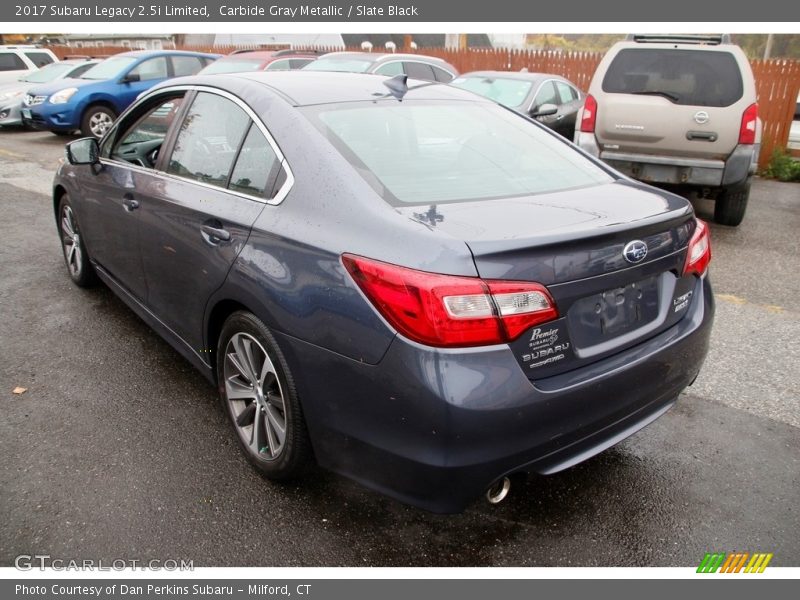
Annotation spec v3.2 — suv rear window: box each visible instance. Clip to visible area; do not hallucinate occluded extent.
[602,48,743,107]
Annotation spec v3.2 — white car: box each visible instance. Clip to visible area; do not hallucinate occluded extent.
[0,45,58,85]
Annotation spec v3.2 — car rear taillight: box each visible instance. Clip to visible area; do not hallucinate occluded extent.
[738,103,758,144]
[683,219,712,277]
[580,94,597,133]
[342,254,558,348]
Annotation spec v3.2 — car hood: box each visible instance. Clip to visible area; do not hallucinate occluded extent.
[25,77,101,97]
[0,81,29,96]
[396,180,691,247]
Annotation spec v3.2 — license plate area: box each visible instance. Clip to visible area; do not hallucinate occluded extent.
[567,275,660,348]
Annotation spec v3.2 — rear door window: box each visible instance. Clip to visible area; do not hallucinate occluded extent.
[602,48,744,107]
[171,55,205,77]
[555,81,579,103]
[432,66,454,83]
[532,81,559,110]
[374,61,404,77]
[167,92,250,188]
[403,62,436,81]
[24,52,55,67]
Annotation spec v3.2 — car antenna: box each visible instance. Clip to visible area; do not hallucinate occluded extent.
[382,74,409,101]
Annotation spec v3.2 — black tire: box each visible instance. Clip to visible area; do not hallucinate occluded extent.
[714,177,751,227]
[80,104,116,139]
[217,311,312,480]
[57,194,97,288]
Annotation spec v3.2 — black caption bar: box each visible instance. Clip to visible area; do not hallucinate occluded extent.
[3,0,800,22]
[4,580,797,600]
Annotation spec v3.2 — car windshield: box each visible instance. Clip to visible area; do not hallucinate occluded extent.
[306,100,612,205]
[302,57,373,73]
[200,58,264,74]
[602,48,744,107]
[80,56,137,80]
[450,76,534,109]
[21,62,79,83]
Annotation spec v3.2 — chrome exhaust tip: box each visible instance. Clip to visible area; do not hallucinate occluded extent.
[486,477,511,504]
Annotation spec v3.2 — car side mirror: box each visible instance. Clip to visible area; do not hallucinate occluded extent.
[121,72,140,84]
[66,137,100,165]
[530,103,558,118]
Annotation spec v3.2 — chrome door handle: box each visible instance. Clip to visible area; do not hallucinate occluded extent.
[201,225,231,242]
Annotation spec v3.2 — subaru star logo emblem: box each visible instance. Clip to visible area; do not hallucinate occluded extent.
[623,240,648,264]
[694,111,710,124]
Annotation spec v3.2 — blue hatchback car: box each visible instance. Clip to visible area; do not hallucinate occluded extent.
[22,50,219,137]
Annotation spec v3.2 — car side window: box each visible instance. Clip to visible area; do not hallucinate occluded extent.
[432,66,454,83]
[129,57,168,81]
[0,53,26,71]
[532,81,559,110]
[555,81,578,103]
[167,92,250,188]
[403,61,436,81]
[24,52,54,68]
[171,55,204,77]
[107,94,186,167]
[289,58,314,69]
[374,61,404,77]
[228,124,280,197]
[265,59,292,71]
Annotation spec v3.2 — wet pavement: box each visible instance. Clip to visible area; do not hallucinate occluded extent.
[1,130,798,566]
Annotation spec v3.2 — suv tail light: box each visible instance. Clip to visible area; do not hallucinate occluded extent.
[342,254,558,348]
[683,219,711,277]
[580,94,598,133]
[738,103,758,144]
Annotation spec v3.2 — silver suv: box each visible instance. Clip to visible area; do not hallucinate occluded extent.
[575,34,760,226]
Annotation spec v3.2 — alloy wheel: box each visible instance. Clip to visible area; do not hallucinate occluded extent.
[61,205,82,277]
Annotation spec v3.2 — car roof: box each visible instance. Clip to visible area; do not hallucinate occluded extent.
[221,50,316,60]
[457,71,572,83]
[318,52,449,65]
[115,49,219,58]
[190,71,487,107]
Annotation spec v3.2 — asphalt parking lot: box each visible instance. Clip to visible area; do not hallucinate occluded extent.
[1,129,798,567]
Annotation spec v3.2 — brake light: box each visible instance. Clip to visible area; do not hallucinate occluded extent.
[683,219,712,277]
[342,254,558,348]
[738,103,758,144]
[580,94,597,133]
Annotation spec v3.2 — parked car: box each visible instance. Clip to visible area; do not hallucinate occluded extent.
[0,45,58,84]
[22,50,219,138]
[0,59,100,128]
[451,71,584,139]
[199,49,318,75]
[575,34,760,227]
[55,71,713,513]
[303,51,457,82]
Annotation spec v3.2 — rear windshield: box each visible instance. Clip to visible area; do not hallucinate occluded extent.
[602,48,744,107]
[305,101,612,206]
[201,58,263,74]
[450,76,533,109]
[302,57,373,73]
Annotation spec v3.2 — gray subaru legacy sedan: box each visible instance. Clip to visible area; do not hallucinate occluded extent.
[54,71,714,513]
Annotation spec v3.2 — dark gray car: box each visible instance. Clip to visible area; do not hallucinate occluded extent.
[451,71,585,138]
[302,51,457,82]
[55,72,714,513]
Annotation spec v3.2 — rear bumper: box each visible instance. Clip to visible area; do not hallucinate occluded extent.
[277,275,714,513]
[575,131,757,188]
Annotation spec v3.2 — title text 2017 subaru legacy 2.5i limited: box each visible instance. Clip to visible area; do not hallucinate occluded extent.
[55,72,714,513]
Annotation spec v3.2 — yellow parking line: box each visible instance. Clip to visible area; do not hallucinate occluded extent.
[716,293,785,313]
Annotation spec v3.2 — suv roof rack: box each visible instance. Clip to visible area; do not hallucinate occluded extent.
[626,34,731,45]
